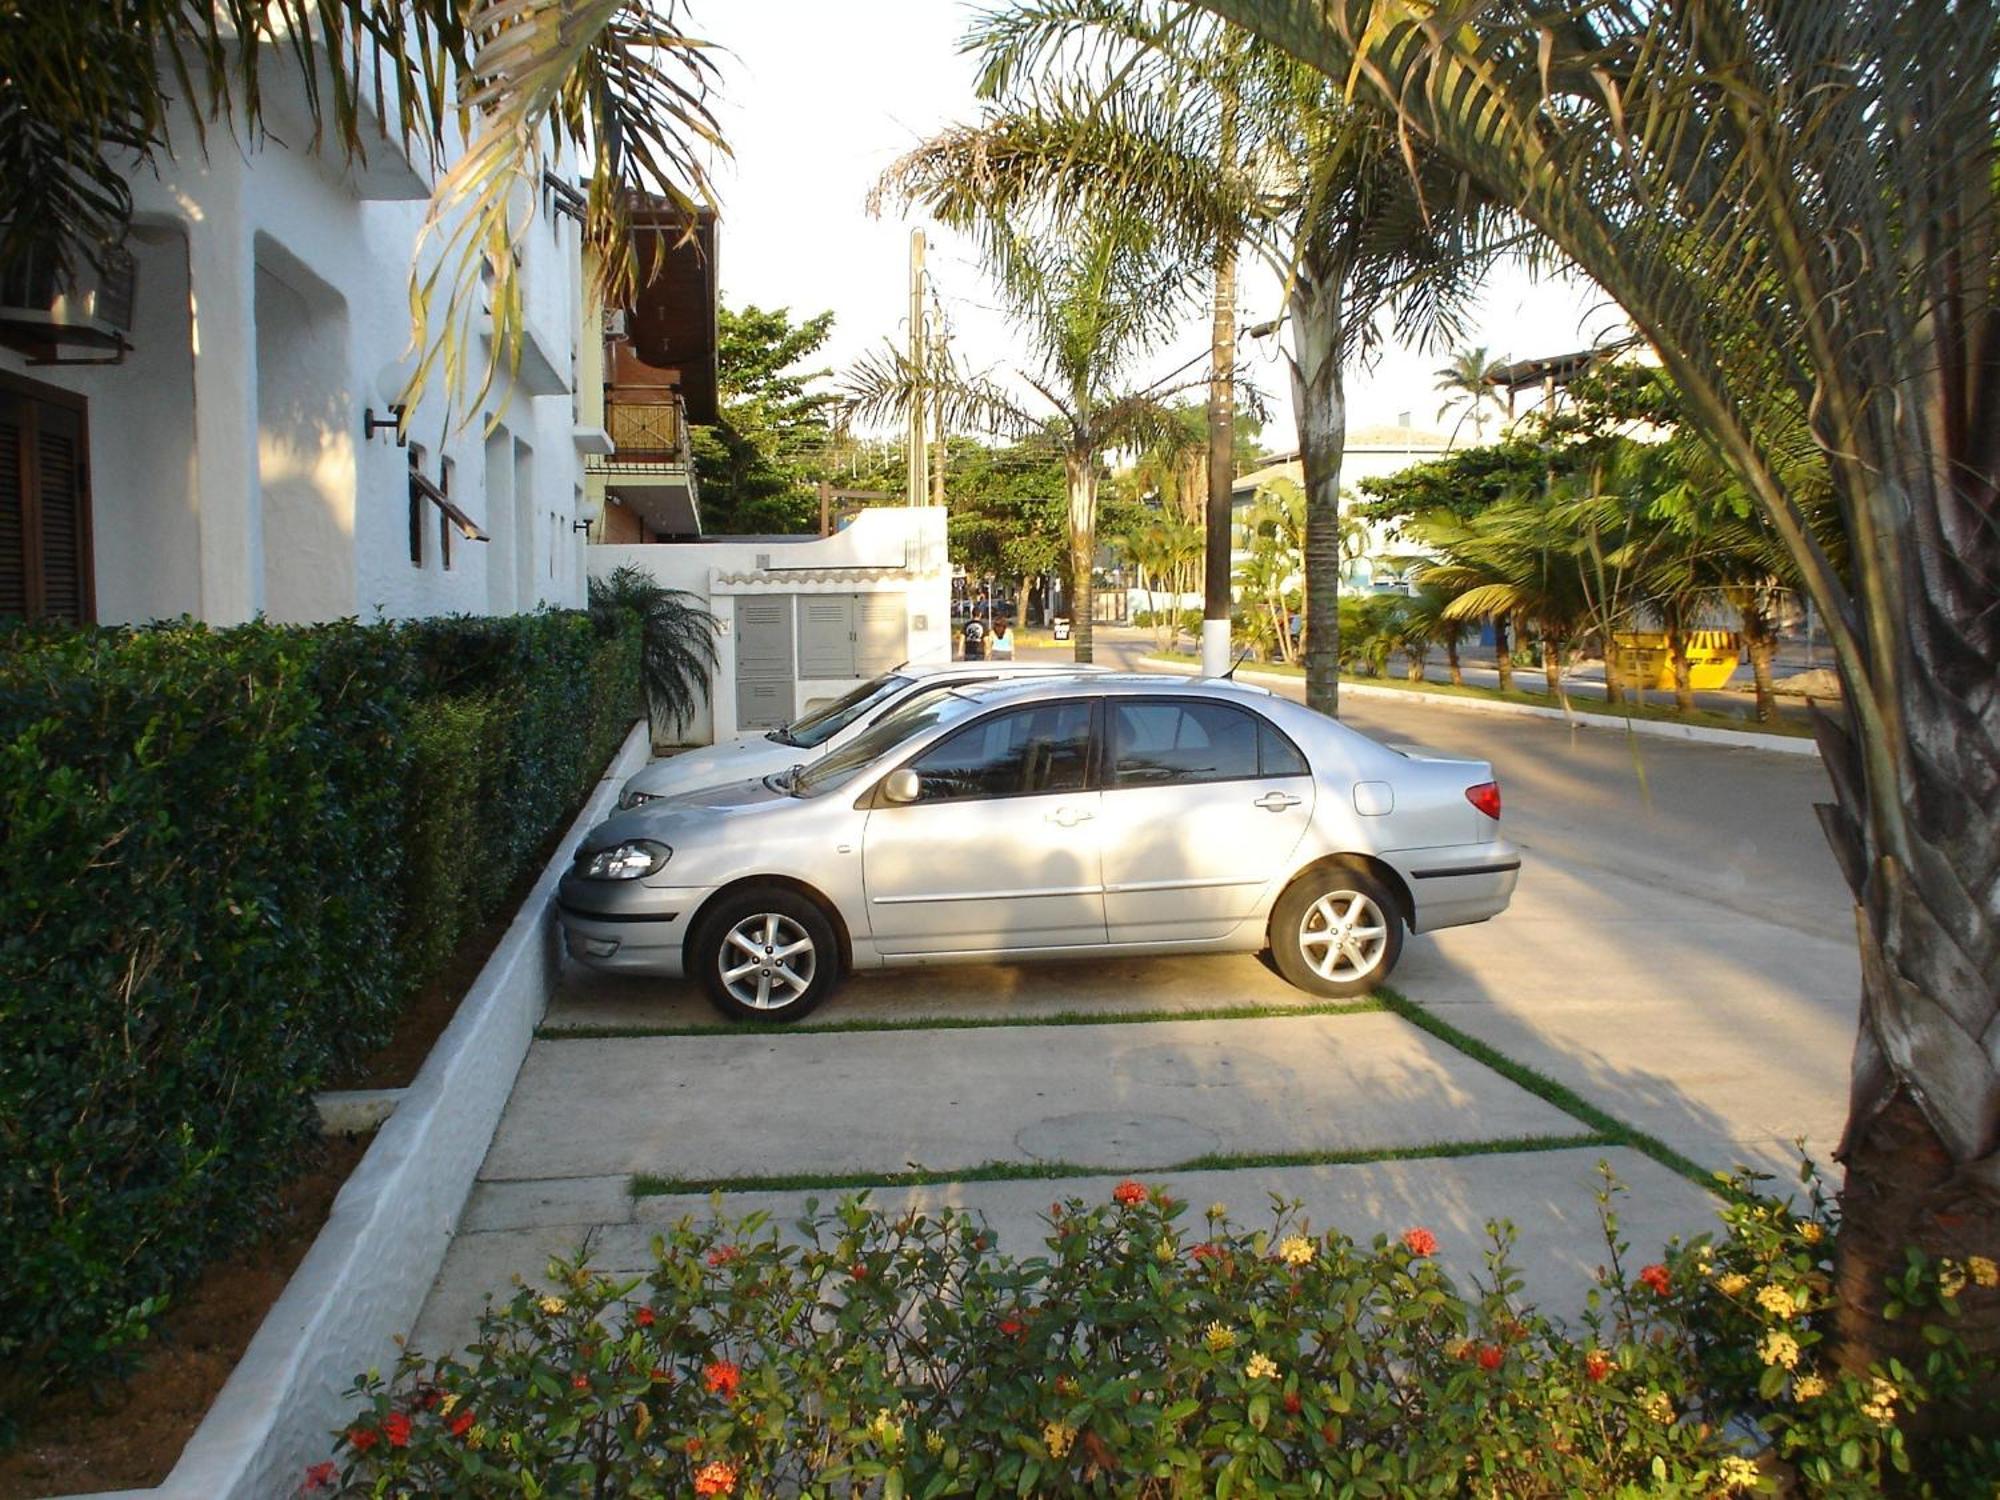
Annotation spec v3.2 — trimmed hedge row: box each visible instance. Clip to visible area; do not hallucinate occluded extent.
[0,610,640,1431]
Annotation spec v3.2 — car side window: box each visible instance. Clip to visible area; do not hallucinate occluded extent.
[1109,701,1263,786]
[1260,719,1311,777]
[905,702,1094,802]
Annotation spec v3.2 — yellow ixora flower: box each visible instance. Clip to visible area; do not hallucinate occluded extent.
[1792,1374,1827,1400]
[1799,1221,1825,1245]
[1245,1353,1279,1381]
[1755,1284,1800,1319]
[1205,1321,1237,1353]
[1042,1422,1076,1459]
[1861,1376,1899,1424]
[1939,1259,1968,1299]
[539,1295,567,1316]
[1758,1331,1801,1370]
[1715,1272,1751,1297]
[866,1407,904,1447]
[1717,1454,1762,1493]
[1277,1235,1316,1267]
[1970,1255,1999,1288]
[924,1430,945,1455]
[1207,1202,1229,1221]
[1639,1390,1675,1425]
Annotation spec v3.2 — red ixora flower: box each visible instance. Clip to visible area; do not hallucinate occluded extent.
[1113,1179,1148,1206]
[346,1424,380,1452]
[1189,1242,1222,1263]
[303,1460,338,1492]
[707,1246,741,1268]
[1477,1344,1505,1371]
[1638,1263,1672,1296]
[1584,1350,1613,1382]
[693,1459,739,1496]
[572,1373,591,1391]
[1402,1227,1439,1257]
[635,1305,656,1327]
[1282,1391,1303,1415]
[703,1360,742,1398]
[849,1262,868,1280]
[449,1408,476,1439]
[998,1316,1027,1339]
[413,1386,442,1411]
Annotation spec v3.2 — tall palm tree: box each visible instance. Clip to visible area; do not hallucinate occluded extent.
[880,1,1508,715]
[1200,0,2000,1403]
[1434,347,1506,446]
[843,216,1200,663]
[3,0,724,419]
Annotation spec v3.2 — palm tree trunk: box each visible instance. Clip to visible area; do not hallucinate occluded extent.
[1543,632,1563,698]
[1065,454,1098,664]
[1015,576,1032,635]
[1602,632,1626,705]
[1203,97,1239,674]
[1666,618,1696,713]
[1494,616,1515,693]
[1741,605,1777,723]
[1290,274,1345,717]
[1446,636,1463,687]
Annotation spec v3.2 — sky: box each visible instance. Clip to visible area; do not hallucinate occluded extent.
[693,0,1629,448]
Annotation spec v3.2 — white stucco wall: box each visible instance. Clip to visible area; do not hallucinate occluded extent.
[1,71,591,627]
[589,507,953,745]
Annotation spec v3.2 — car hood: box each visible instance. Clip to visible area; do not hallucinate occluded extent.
[581,775,796,854]
[619,735,800,800]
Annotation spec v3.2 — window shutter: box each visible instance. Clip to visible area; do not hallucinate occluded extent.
[36,406,86,621]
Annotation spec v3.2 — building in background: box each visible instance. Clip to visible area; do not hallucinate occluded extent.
[1,73,596,627]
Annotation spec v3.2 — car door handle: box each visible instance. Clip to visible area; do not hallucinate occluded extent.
[1046,806,1094,827]
[1254,791,1302,812]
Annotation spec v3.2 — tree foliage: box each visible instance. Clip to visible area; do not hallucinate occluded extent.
[690,304,840,534]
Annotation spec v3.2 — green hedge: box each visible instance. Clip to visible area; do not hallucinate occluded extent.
[0,610,640,1431]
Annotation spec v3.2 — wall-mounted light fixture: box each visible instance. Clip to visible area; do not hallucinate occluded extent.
[363,404,407,444]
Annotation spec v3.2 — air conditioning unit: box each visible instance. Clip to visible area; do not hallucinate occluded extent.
[0,244,137,355]
[601,307,629,341]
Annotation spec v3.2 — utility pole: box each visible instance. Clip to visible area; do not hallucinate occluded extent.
[930,297,949,507]
[906,230,929,507]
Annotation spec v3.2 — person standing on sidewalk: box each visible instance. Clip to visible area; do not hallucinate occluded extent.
[989,617,1014,660]
[961,617,988,660]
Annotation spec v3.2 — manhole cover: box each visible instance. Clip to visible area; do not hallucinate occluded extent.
[1015,1111,1223,1168]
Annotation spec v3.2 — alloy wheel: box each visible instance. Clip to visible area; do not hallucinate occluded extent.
[717,911,817,1011]
[1296,890,1389,984]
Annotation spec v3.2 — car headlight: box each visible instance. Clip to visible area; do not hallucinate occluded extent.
[580,839,671,880]
[617,789,664,810]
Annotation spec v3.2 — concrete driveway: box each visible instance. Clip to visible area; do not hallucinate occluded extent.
[411,647,1856,1358]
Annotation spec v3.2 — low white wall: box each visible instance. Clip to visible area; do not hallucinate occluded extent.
[83,723,652,1500]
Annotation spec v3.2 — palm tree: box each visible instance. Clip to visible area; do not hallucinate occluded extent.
[843,216,1200,663]
[880,2,1508,716]
[1434,347,1506,446]
[586,565,718,742]
[1200,0,2000,1403]
[5,0,725,419]
[1242,476,1306,661]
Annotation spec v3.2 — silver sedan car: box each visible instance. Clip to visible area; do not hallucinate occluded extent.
[558,676,1519,1022]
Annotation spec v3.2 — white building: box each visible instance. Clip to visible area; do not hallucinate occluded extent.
[591,507,952,745]
[0,69,599,627]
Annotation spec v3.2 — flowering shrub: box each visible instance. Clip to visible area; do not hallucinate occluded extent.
[320,1165,1999,1497]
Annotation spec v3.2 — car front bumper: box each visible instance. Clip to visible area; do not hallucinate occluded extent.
[1385,839,1521,933]
[555,871,713,975]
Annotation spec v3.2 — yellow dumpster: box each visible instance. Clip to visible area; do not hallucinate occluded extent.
[1610,630,1740,691]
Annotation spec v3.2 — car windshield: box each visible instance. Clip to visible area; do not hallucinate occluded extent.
[790,691,984,798]
[767,673,909,748]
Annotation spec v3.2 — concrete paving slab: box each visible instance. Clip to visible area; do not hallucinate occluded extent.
[1395,856,1853,1179]
[410,1147,1718,1360]
[479,1012,1582,1183]
[461,1174,637,1234]
[544,949,1311,1032]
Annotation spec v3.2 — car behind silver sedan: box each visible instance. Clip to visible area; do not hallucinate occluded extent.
[559,675,1519,1022]
[615,660,1107,809]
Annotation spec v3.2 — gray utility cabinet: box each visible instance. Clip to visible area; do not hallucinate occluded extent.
[732,592,908,732]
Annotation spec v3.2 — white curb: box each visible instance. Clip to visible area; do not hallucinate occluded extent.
[1138,656,1820,758]
[80,721,652,1500]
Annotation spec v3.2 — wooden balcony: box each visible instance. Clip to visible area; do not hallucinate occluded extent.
[604,397,687,460]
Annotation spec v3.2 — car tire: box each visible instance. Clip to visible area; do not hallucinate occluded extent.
[693,887,840,1023]
[1269,863,1405,998]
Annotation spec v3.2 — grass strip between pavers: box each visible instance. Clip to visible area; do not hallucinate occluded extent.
[631,1132,1610,1198]
[540,997,1384,1042]
[1378,992,1725,1197]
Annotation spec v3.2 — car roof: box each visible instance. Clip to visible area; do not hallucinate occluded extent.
[944,672,1277,705]
[895,660,1109,680]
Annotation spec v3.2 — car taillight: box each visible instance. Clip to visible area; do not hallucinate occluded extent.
[1466,781,1502,820]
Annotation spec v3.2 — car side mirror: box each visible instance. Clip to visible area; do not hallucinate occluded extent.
[880,768,922,805]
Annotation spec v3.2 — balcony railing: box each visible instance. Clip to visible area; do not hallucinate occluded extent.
[605,398,686,459]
